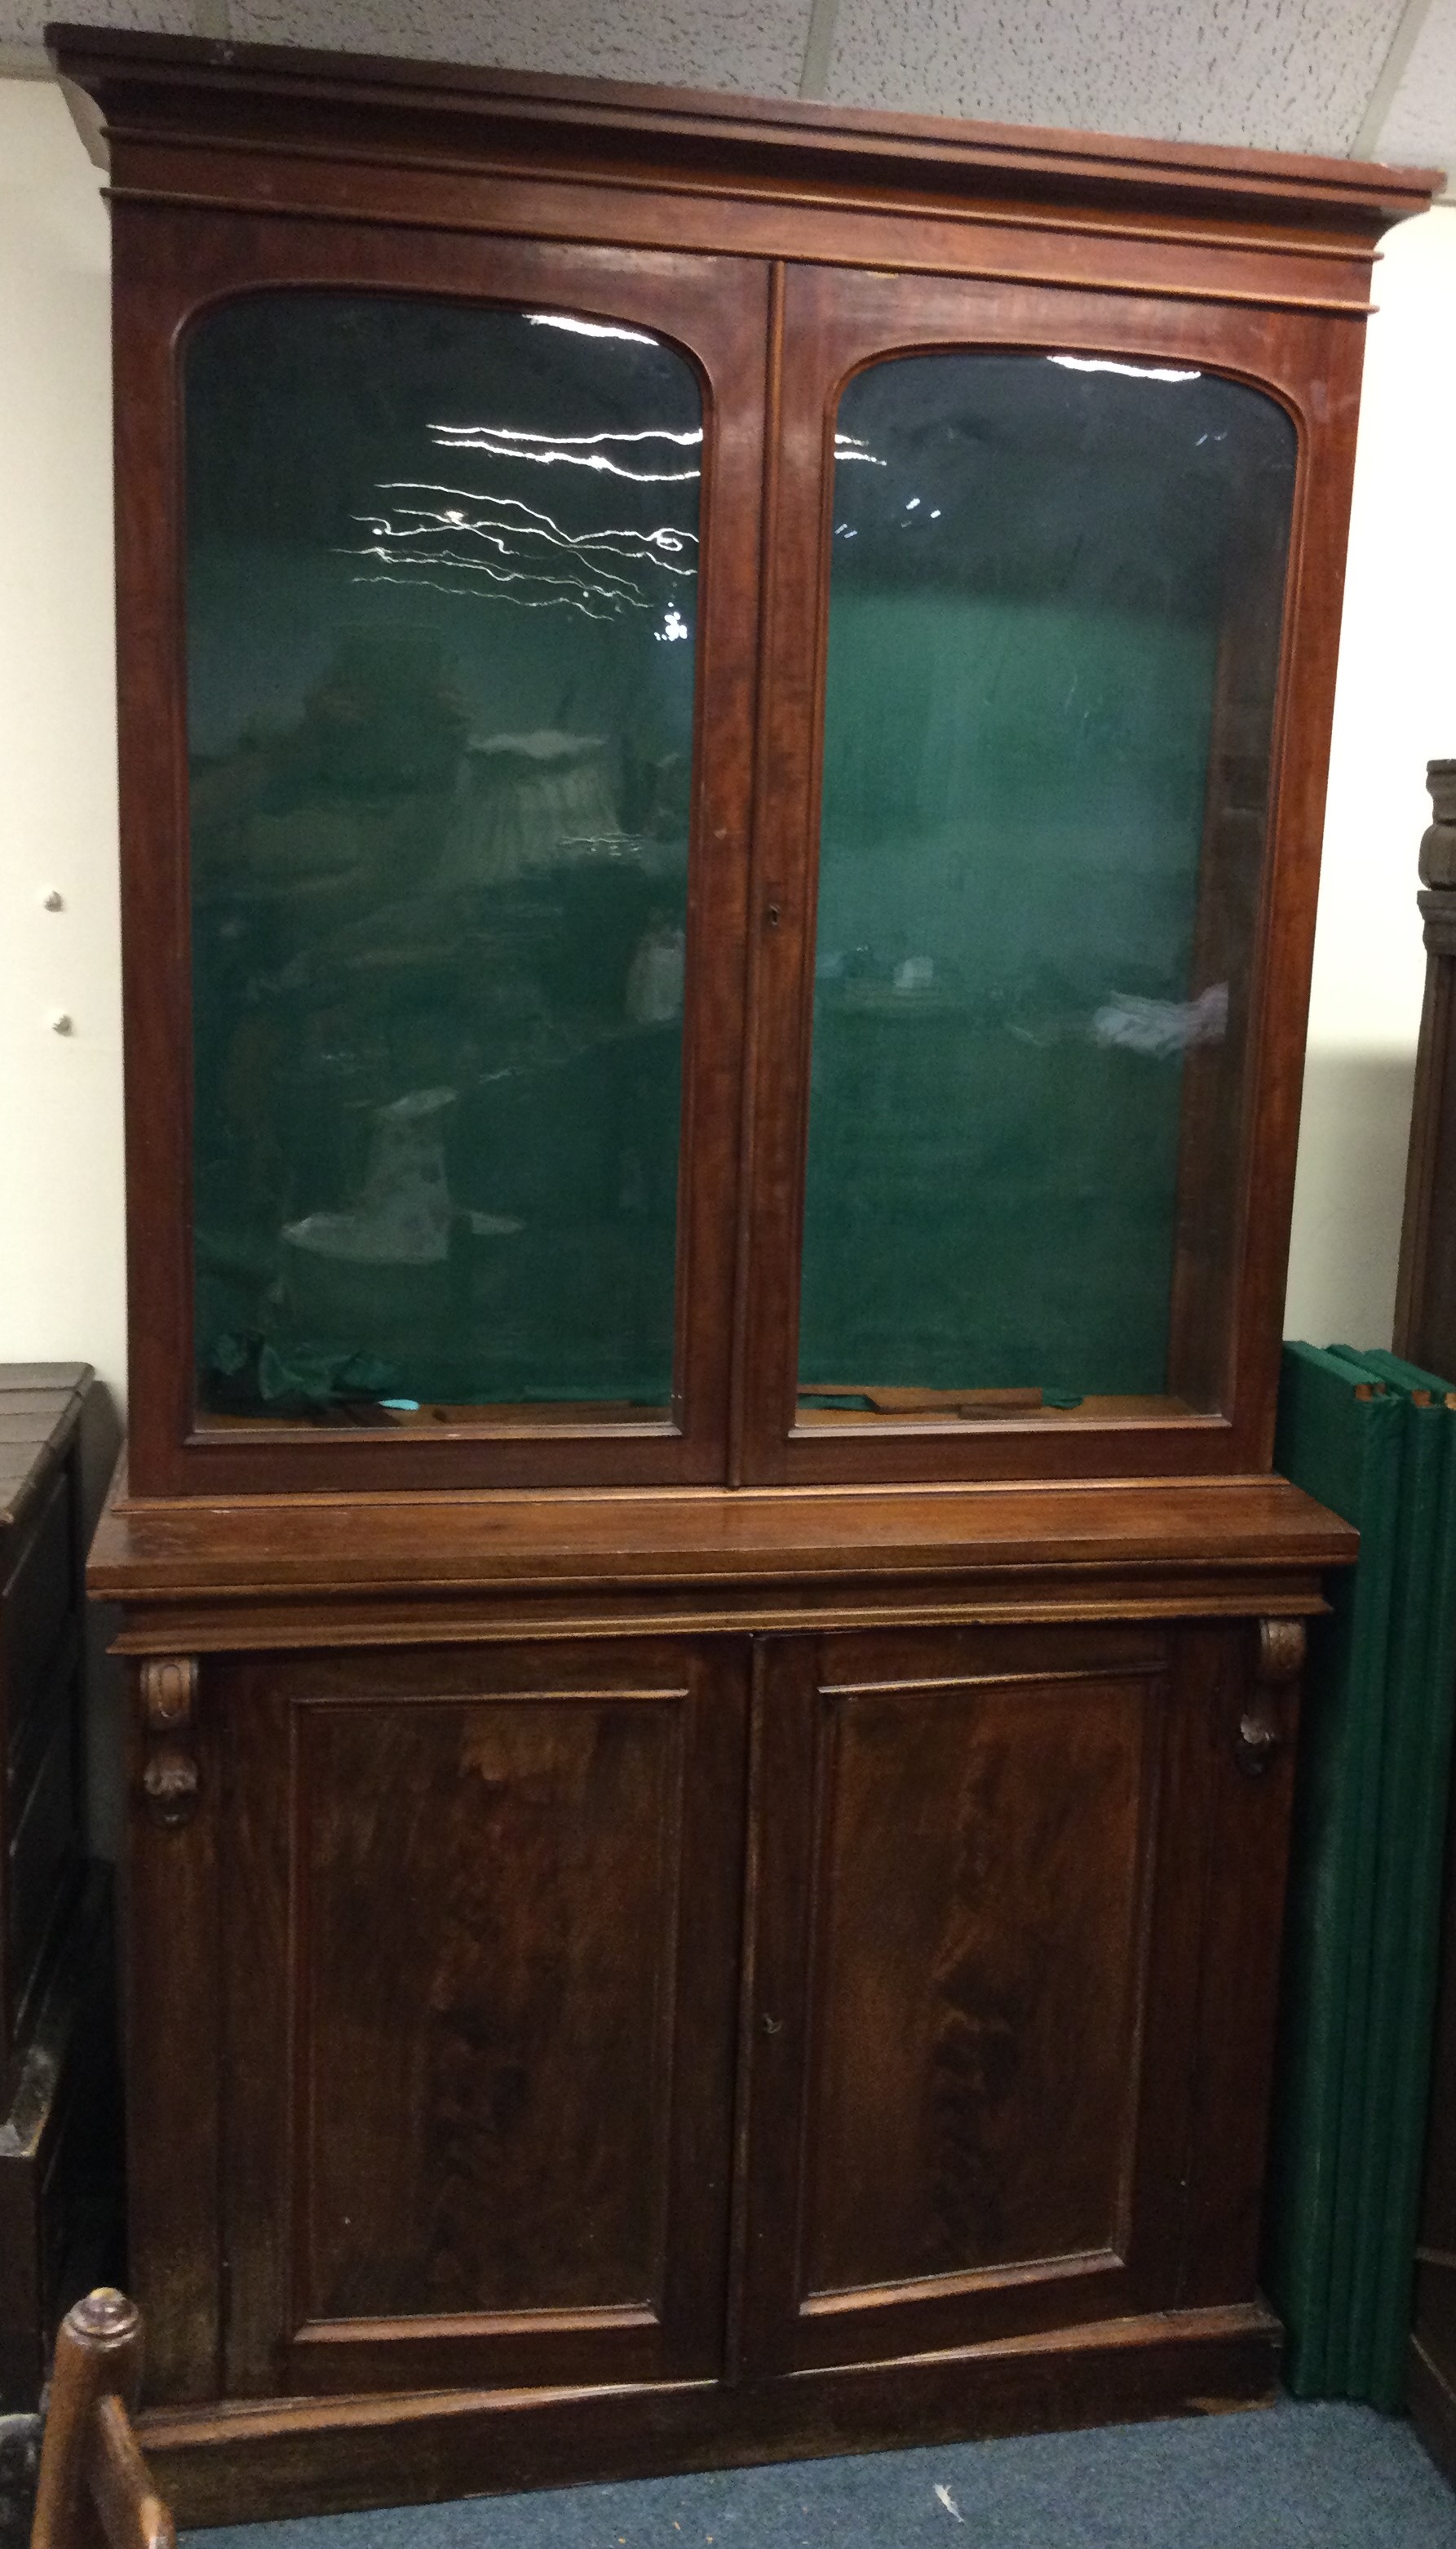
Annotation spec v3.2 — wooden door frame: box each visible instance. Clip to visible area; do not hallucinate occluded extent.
[110,207,769,1498]
[732,262,1365,1486]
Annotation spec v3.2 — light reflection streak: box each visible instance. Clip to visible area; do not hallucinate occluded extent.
[378,482,697,554]
[525,313,660,344]
[352,571,622,623]
[347,541,653,614]
[347,410,705,617]
[349,395,703,618]
[428,440,698,484]
[834,432,886,466]
[355,518,655,604]
[429,419,701,485]
[432,420,702,449]
[365,489,697,574]
[1048,354,1202,383]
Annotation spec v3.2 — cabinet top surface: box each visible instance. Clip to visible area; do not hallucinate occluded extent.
[0,1365,93,1545]
[90,1470,1356,1605]
[46,20,1441,233]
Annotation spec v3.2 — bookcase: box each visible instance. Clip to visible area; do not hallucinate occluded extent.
[50,20,1433,2520]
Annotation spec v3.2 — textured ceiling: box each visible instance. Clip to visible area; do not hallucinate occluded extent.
[1373,0,1456,163]
[221,0,814,92]
[4,0,1455,180]
[829,0,1410,153]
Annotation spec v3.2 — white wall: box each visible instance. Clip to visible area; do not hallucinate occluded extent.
[1,73,1454,1399]
[0,78,123,1396]
[1283,202,1456,1348]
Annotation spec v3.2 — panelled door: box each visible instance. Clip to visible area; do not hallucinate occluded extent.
[214,1635,749,2399]
[188,1615,1293,2405]
[733,1620,1290,2373]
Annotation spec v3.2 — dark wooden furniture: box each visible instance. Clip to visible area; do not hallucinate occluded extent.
[1396,762,1456,1379]
[1,1366,93,2072]
[49,20,1438,2525]
[31,2291,174,2549]
[0,1368,122,2415]
[1396,763,1456,2482]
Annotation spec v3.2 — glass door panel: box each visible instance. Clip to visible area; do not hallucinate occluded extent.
[185,293,703,1430]
[794,350,1295,1432]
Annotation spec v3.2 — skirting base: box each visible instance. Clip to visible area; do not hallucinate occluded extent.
[140,2302,1282,2528]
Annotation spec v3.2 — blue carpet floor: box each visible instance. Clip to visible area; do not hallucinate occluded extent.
[190,2400,1456,2549]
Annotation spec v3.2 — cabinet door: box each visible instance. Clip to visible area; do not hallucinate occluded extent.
[736,1620,1295,2374]
[117,213,769,1497]
[215,1637,747,2398]
[737,260,1348,1487]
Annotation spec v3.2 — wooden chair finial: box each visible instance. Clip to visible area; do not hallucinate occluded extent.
[30,2294,173,2549]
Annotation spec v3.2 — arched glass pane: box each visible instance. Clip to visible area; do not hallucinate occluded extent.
[798,352,1296,1425]
[185,295,700,1427]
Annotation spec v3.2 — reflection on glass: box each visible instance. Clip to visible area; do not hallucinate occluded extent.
[798,352,1296,1423]
[185,295,700,1425]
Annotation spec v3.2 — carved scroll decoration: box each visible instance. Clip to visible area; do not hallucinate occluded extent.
[139,1656,201,1828]
[1233,1616,1305,1778]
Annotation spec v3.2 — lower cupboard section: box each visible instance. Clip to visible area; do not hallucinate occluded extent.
[122,1614,1304,2512]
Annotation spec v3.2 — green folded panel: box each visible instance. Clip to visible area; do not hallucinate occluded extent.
[1325,1346,1445,2400]
[1342,1347,1456,2409]
[1267,1343,1403,2395]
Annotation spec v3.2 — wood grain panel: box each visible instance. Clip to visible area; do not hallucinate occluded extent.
[215,1638,747,2399]
[219,1659,292,2397]
[1179,1623,1303,2304]
[297,1692,685,2320]
[89,1472,1355,1604]
[126,1660,222,2405]
[801,1673,1148,2295]
[735,1621,1256,2374]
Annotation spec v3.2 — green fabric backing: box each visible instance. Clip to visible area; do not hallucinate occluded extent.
[799,593,1214,1396]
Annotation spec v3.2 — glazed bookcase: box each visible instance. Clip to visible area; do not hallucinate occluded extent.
[51,19,1436,2523]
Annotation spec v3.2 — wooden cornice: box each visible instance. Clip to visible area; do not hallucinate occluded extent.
[47,20,1442,258]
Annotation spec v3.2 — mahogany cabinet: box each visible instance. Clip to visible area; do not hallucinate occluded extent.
[87,1534,1342,2525]
[51,18,1434,2521]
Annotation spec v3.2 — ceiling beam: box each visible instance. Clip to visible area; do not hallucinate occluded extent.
[799,0,840,100]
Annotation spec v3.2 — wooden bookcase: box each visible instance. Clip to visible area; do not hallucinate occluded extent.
[50,20,1434,2521]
